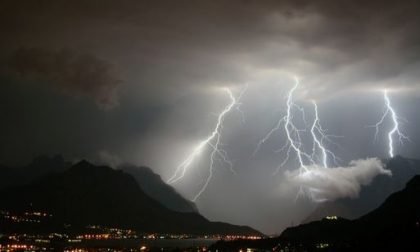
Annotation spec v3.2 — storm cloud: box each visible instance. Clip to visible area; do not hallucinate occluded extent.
[7,47,122,109]
[1,0,420,100]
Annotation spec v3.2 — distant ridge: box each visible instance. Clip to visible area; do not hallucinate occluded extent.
[303,156,420,223]
[210,174,420,251]
[121,165,198,213]
[279,174,420,250]
[0,155,197,214]
[0,160,260,235]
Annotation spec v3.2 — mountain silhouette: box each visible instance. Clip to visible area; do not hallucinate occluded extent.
[0,160,260,235]
[121,165,198,213]
[279,174,420,250]
[211,174,420,251]
[1,156,197,214]
[303,156,420,223]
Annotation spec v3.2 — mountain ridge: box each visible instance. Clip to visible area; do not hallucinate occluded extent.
[210,173,420,251]
[303,156,420,223]
[279,174,420,250]
[0,155,198,214]
[0,159,261,235]
[120,164,198,213]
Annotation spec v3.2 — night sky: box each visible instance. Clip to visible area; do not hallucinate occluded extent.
[1,0,420,234]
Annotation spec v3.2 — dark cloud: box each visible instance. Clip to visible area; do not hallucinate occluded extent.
[7,47,122,109]
[1,0,420,101]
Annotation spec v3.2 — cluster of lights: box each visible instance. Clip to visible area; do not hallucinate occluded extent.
[77,234,110,240]
[316,243,330,249]
[24,211,51,217]
[325,216,338,220]
[1,210,52,224]
[1,244,35,250]
[79,225,138,239]
[223,235,262,241]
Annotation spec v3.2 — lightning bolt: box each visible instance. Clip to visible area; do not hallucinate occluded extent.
[254,76,340,201]
[372,90,409,158]
[310,101,341,168]
[281,77,313,172]
[255,77,324,172]
[310,101,328,168]
[167,87,244,201]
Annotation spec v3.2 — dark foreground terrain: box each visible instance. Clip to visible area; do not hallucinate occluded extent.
[211,174,420,251]
[0,157,260,236]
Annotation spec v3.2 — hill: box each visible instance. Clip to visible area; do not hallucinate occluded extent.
[279,175,420,250]
[211,174,420,251]
[0,160,260,235]
[0,156,198,214]
[303,156,420,223]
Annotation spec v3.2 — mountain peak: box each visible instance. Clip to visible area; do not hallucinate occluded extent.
[0,160,260,235]
[303,157,420,223]
[73,159,95,168]
[72,159,116,174]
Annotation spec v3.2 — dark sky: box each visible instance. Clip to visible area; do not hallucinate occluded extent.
[1,0,420,234]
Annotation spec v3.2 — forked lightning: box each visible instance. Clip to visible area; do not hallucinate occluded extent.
[255,77,337,172]
[372,90,409,158]
[254,76,339,201]
[168,87,245,201]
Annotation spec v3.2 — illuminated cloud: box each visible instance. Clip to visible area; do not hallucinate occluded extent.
[286,158,392,202]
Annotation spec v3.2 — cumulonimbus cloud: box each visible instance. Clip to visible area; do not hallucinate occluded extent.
[7,47,122,109]
[285,158,392,202]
